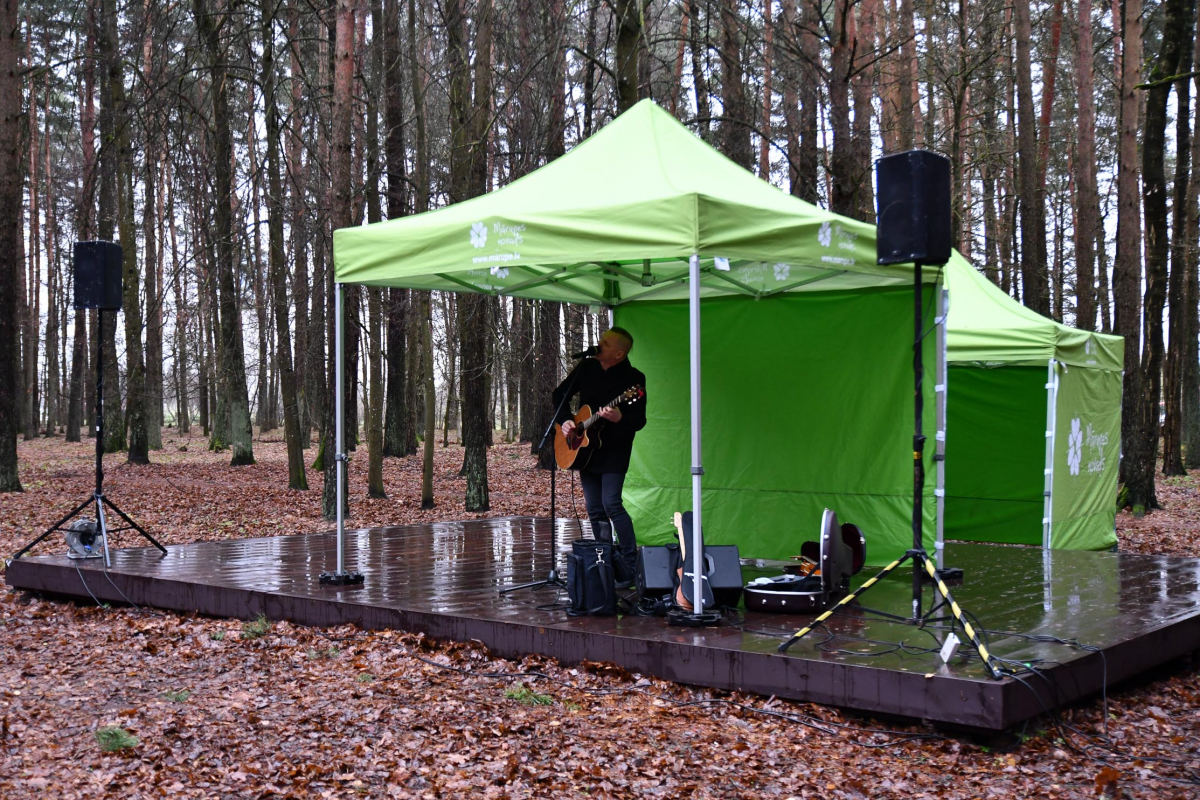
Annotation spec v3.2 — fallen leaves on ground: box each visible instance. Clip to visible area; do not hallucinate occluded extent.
[2,430,1199,798]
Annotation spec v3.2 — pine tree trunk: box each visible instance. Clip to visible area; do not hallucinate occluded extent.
[323,0,355,519]
[262,0,307,490]
[797,0,819,202]
[1184,14,1200,468]
[1014,0,1048,314]
[614,0,643,113]
[196,0,254,466]
[1114,0,1146,508]
[1139,0,1192,492]
[1163,10,1196,477]
[1073,0,1100,331]
[0,0,22,490]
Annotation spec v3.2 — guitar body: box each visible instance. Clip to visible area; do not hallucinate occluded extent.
[552,385,644,471]
[672,512,691,611]
[554,405,600,470]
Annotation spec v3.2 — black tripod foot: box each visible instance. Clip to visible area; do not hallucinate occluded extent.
[667,609,722,627]
[320,571,365,586]
[922,566,964,585]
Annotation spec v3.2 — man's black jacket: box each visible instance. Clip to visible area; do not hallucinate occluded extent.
[552,357,647,474]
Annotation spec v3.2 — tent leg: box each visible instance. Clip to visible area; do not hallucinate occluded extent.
[670,253,719,627]
[321,282,364,586]
[1042,360,1059,550]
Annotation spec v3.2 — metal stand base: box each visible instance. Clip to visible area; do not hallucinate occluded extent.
[501,568,568,595]
[319,571,365,586]
[668,609,722,627]
[10,491,167,568]
[924,566,964,585]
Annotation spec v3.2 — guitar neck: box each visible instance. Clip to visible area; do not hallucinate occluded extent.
[580,398,620,431]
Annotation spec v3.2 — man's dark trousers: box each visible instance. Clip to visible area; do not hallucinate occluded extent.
[580,471,636,582]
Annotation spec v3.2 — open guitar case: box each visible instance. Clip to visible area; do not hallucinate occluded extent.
[743,509,866,613]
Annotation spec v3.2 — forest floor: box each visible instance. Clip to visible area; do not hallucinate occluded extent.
[2,429,1200,799]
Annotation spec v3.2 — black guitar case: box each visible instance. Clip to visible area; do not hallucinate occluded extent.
[743,510,866,614]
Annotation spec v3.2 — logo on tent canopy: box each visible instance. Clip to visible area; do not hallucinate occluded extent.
[773,263,790,281]
[470,222,488,249]
[818,222,832,248]
[1067,418,1084,476]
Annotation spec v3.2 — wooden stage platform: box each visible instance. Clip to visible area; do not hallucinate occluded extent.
[8,517,1200,731]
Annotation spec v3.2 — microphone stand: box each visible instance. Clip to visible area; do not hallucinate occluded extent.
[501,363,582,595]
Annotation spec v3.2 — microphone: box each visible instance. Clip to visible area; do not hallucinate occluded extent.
[570,345,597,359]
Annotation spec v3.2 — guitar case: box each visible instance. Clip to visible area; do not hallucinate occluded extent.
[743,509,866,614]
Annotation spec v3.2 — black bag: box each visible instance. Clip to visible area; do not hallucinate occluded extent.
[566,538,617,617]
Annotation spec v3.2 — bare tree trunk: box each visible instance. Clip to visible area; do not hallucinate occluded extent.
[1139,0,1191,493]
[614,0,644,113]
[168,166,189,434]
[851,0,877,222]
[897,0,917,150]
[687,0,711,142]
[1114,0,1146,507]
[195,0,254,466]
[323,0,355,519]
[1163,9,1196,477]
[797,0,819,202]
[25,50,39,441]
[1073,0,1099,331]
[759,0,774,178]
[365,0,386,498]
[1014,0,1048,314]
[0,0,22,490]
[382,0,411,459]
[262,0,307,490]
[1185,14,1200,469]
[829,0,853,216]
[287,4,311,447]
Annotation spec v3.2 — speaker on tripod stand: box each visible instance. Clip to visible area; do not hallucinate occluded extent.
[10,242,167,566]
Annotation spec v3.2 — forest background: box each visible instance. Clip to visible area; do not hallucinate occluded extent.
[0,0,1198,520]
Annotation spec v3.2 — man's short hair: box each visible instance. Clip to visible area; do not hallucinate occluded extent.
[608,327,634,353]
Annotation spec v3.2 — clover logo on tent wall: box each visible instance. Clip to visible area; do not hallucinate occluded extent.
[1066,417,1084,476]
[470,222,488,249]
[818,221,833,248]
[773,263,790,281]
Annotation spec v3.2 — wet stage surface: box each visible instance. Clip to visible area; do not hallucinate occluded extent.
[8,517,1200,730]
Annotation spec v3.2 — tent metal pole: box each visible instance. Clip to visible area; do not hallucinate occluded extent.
[320,282,363,585]
[1042,360,1059,549]
[689,254,704,616]
[336,282,346,574]
[935,285,947,570]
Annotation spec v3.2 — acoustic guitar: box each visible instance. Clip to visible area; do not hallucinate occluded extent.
[553,385,645,470]
[671,511,714,611]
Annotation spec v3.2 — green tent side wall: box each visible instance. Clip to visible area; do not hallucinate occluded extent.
[616,287,938,564]
[943,254,1121,551]
[944,365,1046,545]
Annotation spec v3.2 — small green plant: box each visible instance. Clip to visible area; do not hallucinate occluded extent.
[162,689,190,703]
[504,685,554,706]
[95,726,138,752]
[241,614,271,640]
[356,673,375,683]
[306,645,340,660]
[210,630,225,641]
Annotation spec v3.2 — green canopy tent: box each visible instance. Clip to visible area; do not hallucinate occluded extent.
[333,99,941,599]
[943,252,1123,551]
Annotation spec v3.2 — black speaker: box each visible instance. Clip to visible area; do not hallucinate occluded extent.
[74,241,123,310]
[702,545,744,608]
[635,546,674,599]
[875,150,951,267]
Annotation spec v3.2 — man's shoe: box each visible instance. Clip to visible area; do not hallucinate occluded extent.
[614,579,634,590]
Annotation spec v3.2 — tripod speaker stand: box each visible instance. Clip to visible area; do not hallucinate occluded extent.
[777,154,997,677]
[500,367,580,595]
[10,242,166,567]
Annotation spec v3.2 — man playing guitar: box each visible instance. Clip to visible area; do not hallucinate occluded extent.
[553,327,647,586]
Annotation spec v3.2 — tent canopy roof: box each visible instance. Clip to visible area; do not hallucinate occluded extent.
[945,252,1123,371]
[333,100,928,305]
